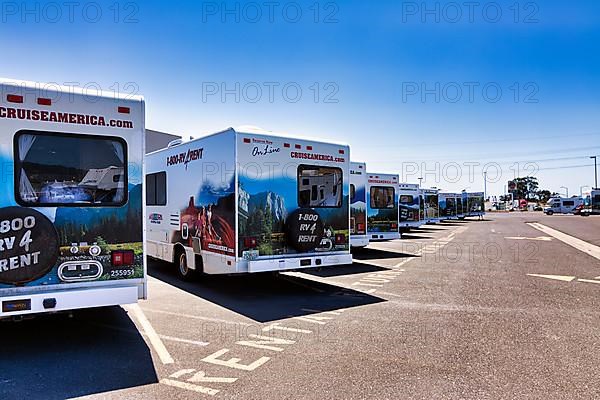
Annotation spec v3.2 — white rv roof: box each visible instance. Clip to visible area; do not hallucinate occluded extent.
[0,77,145,102]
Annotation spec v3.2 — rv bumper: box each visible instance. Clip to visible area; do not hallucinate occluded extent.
[369,232,400,241]
[0,286,138,318]
[350,235,369,248]
[246,253,353,273]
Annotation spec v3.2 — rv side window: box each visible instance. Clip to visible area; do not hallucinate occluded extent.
[370,187,395,209]
[400,195,414,204]
[563,200,575,207]
[146,172,167,206]
[297,165,343,208]
[14,131,128,207]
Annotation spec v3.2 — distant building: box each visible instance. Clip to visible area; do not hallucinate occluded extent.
[146,129,181,154]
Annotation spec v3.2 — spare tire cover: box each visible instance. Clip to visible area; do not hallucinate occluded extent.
[286,209,325,252]
[0,207,60,285]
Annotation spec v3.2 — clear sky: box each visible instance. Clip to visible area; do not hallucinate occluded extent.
[1,0,599,197]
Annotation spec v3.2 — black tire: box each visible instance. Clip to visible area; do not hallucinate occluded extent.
[175,248,196,282]
[546,210,554,216]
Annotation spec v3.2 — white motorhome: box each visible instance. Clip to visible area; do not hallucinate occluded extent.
[581,189,600,216]
[0,78,146,318]
[366,173,399,241]
[467,192,485,218]
[350,162,368,248]
[544,196,584,215]
[146,127,352,278]
[439,192,459,220]
[398,183,422,230]
[421,188,440,223]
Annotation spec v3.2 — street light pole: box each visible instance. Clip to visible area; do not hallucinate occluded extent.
[591,156,598,189]
[560,186,569,197]
[483,172,487,200]
[580,185,590,197]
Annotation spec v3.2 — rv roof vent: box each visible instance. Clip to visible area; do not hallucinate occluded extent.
[168,139,183,148]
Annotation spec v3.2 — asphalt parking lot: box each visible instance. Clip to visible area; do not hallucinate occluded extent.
[2,213,600,399]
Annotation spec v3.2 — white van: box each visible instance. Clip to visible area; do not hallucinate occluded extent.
[145,127,352,278]
[366,173,399,241]
[544,197,584,215]
[0,78,146,318]
[398,183,422,230]
[350,162,369,248]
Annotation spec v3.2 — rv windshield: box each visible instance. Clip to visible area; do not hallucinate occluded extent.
[297,165,343,208]
[370,187,395,209]
[15,131,127,207]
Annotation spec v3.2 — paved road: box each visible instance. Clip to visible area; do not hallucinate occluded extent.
[2,213,600,399]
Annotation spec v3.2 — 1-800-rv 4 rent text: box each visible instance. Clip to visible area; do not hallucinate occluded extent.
[350,162,368,248]
[367,173,399,241]
[0,78,146,318]
[146,127,353,278]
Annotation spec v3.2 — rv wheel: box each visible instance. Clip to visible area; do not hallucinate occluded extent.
[546,210,554,216]
[176,249,196,281]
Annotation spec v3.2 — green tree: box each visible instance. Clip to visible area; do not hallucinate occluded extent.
[512,176,539,201]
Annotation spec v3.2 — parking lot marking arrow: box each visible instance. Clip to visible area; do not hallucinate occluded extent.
[527,274,576,282]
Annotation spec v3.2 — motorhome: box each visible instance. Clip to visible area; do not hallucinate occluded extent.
[145,127,352,278]
[0,78,146,318]
[581,189,600,216]
[544,196,584,215]
[467,192,485,218]
[366,173,399,241]
[398,183,421,230]
[456,192,466,219]
[439,192,458,220]
[421,188,440,223]
[350,162,369,248]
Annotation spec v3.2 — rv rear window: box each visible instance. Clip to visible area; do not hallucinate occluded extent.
[399,195,414,204]
[370,187,395,209]
[297,165,343,208]
[146,172,167,206]
[14,131,128,207]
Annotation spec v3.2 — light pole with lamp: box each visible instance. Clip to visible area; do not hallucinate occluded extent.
[591,156,598,189]
[580,185,590,197]
[560,186,569,197]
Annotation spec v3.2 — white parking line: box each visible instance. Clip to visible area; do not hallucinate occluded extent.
[142,308,253,326]
[528,223,600,261]
[125,304,174,365]
[158,335,210,347]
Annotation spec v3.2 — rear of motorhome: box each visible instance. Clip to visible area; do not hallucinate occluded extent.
[544,196,584,215]
[146,127,352,278]
[439,193,458,220]
[366,173,399,241]
[456,192,466,219]
[398,183,421,230]
[581,190,600,216]
[0,79,146,318]
[421,188,440,223]
[350,162,368,248]
[467,192,485,218]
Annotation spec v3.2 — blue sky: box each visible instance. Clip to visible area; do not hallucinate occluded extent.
[1,0,599,197]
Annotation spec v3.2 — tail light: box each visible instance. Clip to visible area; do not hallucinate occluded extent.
[335,234,346,244]
[357,223,365,231]
[391,223,398,229]
[244,237,258,248]
[111,250,135,266]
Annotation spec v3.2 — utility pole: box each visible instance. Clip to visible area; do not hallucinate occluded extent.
[418,177,423,187]
[483,171,487,200]
[591,156,598,189]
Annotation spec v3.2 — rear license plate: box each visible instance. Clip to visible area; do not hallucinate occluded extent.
[2,299,31,313]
